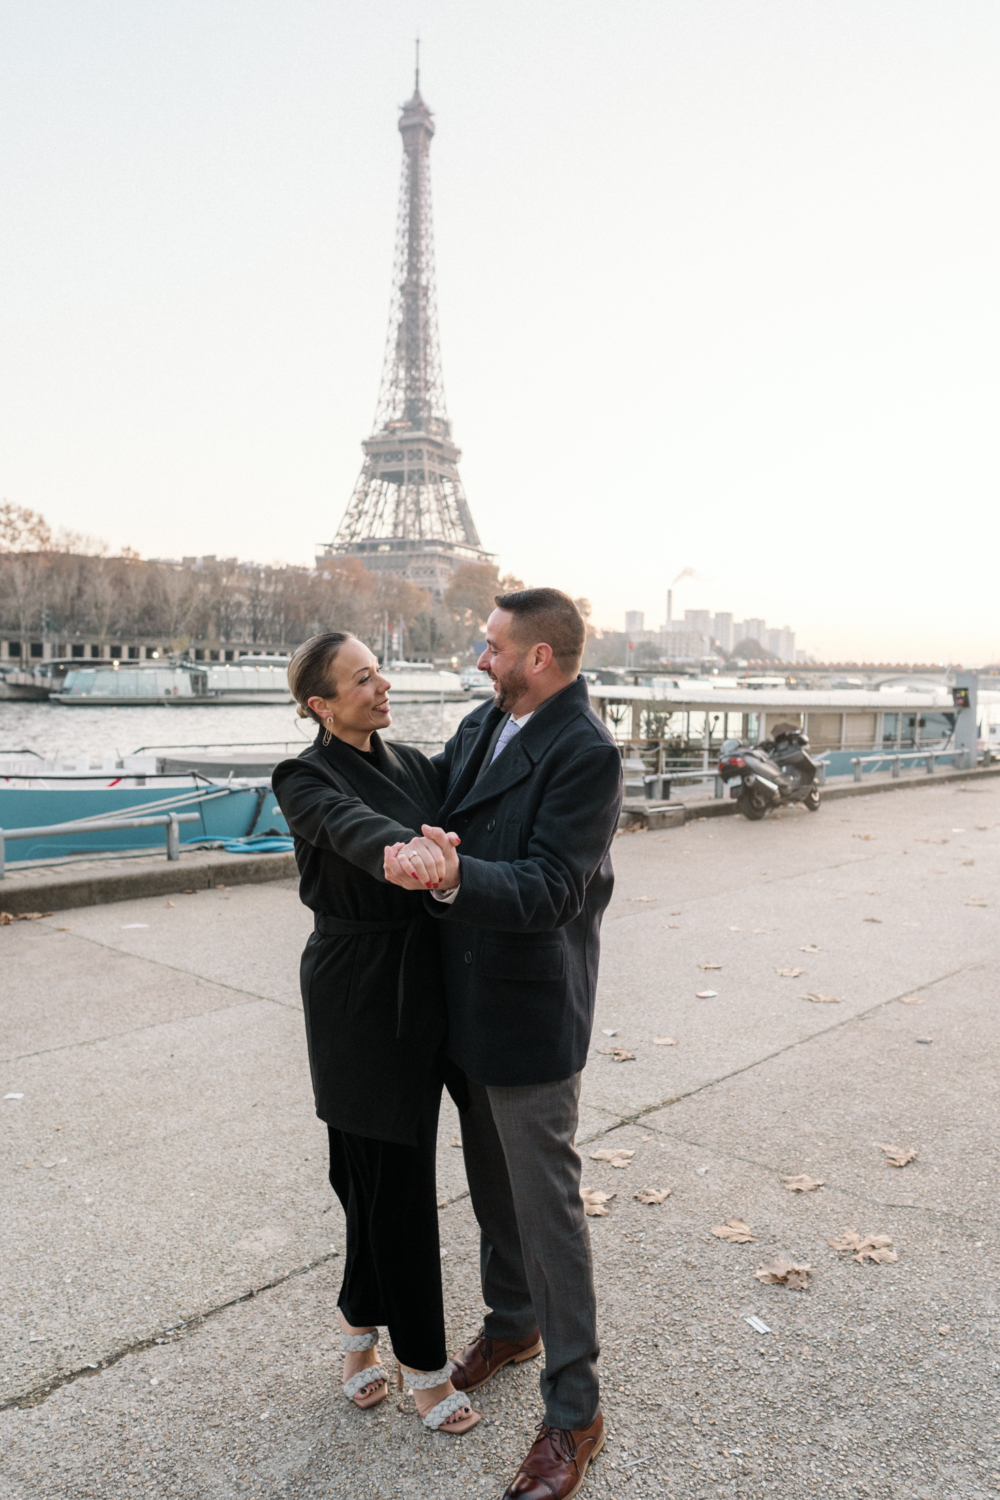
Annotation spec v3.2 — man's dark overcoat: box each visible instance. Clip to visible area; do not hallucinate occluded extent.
[427,676,623,1087]
[271,731,445,1146]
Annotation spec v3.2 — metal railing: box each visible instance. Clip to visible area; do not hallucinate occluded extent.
[850,750,969,782]
[0,813,200,879]
[623,766,725,801]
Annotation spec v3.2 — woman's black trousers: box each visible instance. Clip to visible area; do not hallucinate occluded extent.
[327,1096,446,1371]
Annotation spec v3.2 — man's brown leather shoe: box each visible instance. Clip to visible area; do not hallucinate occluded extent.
[502,1412,605,1500]
[449,1328,543,1394]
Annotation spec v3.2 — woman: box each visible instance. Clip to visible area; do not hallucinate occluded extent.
[271,631,478,1435]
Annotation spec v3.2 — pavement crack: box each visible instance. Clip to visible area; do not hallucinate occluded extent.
[580,958,983,1135]
[1,930,299,1065]
[0,1249,342,1413]
[1,996,280,1066]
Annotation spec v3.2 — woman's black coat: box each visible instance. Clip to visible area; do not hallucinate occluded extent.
[271,731,446,1147]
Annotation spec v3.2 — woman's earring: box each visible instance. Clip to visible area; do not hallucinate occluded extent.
[322,717,334,747]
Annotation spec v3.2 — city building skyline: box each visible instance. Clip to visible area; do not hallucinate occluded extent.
[624,604,799,661]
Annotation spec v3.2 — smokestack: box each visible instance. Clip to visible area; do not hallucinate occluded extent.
[666,589,672,623]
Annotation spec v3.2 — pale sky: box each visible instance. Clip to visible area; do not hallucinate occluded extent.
[2,2,999,662]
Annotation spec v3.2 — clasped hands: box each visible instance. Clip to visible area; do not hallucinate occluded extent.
[384,824,461,892]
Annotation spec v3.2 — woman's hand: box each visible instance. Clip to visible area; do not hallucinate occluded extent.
[383,828,460,890]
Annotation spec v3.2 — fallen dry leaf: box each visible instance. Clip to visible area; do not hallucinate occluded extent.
[878,1143,917,1168]
[698,962,723,971]
[599,1047,635,1063]
[694,990,718,999]
[590,1148,635,1169]
[799,944,822,954]
[711,1218,754,1244]
[827,1228,898,1264]
[897,995,923,1005]
[581,1188,615,1217]
[775,967,805,978]
[962,859,975,866]
[755,1259,812,1290]
[852,833,876,840]
[0,911,53,924]
[652,1036,678,1046]
[436,1199,447,1208]
[165,900,175,908]
[665,923,680,929]
[800,991,841,1004]
[450,1136,462,1148]
[628,896,656,903]
[966,899,988,907]
[634,1187,671,1205]
[780,1174,824,1193]
[863,917,882,924]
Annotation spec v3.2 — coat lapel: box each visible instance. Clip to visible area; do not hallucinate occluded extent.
[441,706,504,819]
[448,677,592,816]
[315,732,437,829]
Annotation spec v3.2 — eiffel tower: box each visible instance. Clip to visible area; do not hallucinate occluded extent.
[318,61,492,595]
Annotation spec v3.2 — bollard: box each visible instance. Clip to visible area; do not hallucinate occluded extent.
[926,754,936,775]
[892,757,901,778]
[852,758,862,783]
[714,776,724,799]
[166,815,180,860]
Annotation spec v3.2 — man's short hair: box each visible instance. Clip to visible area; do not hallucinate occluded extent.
[493,587,586,676]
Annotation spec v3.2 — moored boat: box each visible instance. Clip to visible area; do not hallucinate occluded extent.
[0,750,290,864]
[49,657,293,706]
[380,662,466,702]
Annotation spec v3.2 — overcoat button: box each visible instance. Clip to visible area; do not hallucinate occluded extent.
[464,951,473,964]
[487,818,496,832]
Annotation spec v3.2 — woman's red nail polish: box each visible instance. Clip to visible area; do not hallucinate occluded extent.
[410,872,418,880]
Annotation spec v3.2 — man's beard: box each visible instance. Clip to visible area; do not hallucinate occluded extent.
[493,663,529,715]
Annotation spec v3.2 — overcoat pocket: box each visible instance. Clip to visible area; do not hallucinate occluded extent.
[478,939,565,982]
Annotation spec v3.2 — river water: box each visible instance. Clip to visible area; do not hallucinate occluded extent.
[0,698,485,763]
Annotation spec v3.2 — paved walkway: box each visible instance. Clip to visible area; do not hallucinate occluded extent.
[2,780,999,1498]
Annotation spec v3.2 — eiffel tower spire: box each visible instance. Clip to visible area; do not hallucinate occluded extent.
[319,65,491,596]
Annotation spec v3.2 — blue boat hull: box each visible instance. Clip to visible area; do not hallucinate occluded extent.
[0,784,289,863]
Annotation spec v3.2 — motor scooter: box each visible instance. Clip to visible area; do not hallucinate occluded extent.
[717,723,821,820]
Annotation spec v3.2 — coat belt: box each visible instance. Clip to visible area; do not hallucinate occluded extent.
[313,912,422,1037]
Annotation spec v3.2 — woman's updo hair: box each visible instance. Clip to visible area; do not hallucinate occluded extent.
[288,632,355,725]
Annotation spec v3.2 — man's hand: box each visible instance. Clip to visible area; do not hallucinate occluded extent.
[384,826,461,890]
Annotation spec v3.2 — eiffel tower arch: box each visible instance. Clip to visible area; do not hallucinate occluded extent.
[317,67,493,597]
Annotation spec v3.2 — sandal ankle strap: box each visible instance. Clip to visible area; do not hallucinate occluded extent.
[341,1331,379,1352]
[399,1360,453,1390]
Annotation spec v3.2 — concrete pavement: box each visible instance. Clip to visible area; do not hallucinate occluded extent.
[2,779,999,1498]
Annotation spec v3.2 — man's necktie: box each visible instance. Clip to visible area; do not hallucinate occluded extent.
[490,715,522,765]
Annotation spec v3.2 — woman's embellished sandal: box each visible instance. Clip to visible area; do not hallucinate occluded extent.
[397,1363,481,1434]
[341,1330,388,1409]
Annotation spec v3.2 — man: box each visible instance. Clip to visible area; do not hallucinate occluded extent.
[383,588,623,1500]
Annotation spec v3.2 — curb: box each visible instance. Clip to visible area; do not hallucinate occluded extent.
[0,850,298,915]
[620,762,1000,830]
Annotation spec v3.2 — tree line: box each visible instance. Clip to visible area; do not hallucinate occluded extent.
[0,502,526,660]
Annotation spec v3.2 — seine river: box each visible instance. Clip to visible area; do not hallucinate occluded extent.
[0,698,484,762]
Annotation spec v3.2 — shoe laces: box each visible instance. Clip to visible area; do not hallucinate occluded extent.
[535,1423,578,1464]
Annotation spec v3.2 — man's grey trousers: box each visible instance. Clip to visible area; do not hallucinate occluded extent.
[459,1072,600,1430]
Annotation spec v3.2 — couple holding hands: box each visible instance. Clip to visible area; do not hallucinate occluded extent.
[272,588,623,1500]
